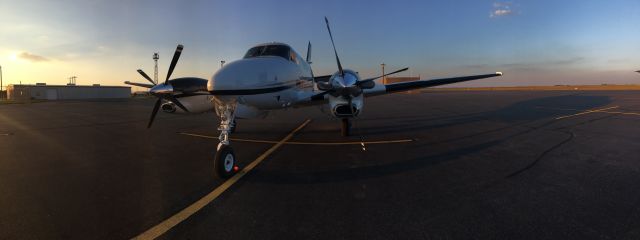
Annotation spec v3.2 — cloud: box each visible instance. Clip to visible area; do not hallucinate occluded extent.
[18,52,50,62]
[490,2,516,18]
[491,9,513,17]
[550,57,584,65]
[493,2,511,8]
[462,64,489,69]
[462,57,584,72]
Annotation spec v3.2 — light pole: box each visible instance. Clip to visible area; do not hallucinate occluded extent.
[153,53,159,84]
[0,65,3,99]
[380,63,386,84]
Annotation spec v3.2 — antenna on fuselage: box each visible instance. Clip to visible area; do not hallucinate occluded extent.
[306,41,312,64]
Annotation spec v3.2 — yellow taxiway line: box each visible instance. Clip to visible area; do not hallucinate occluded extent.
[178,132,414,145]
[595,111,640,116]
[132,119,312,240]
[554,106,620,120]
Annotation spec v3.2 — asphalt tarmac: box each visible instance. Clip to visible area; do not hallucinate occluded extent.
[2,91,640,239]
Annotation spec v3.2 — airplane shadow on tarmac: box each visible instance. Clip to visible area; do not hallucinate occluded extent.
[359,93,611,136]
[250,94,611,184]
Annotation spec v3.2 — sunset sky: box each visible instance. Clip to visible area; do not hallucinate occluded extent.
[1,0,639,90]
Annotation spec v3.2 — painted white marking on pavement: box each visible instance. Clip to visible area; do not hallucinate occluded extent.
[537,106,640,117]
[132,119,312,240]
[178,132,414,145]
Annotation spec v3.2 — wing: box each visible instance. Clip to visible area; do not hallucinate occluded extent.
[124,81,155,88]
[364,72,503,97]
[293,72,503,107]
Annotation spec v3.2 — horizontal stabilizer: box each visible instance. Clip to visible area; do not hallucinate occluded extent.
[209,85,294,95]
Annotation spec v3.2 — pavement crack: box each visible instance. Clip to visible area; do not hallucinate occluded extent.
[505,130,574,178]
[505,109,620,178]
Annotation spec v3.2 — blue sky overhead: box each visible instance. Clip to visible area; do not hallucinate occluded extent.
[1,0,639,89]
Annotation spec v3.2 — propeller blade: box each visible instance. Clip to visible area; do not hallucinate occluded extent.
[166,44,184,84]
[137,69,156,85]
[124,81,154,88]
[348,86,363,97]
[324,17,344,76]
[148,98,162,128]
[167,95,189,112]
[310,90,330,101]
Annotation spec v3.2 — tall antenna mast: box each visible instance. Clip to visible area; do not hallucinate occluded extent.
[68,76,77,85]
[153,53,159,85]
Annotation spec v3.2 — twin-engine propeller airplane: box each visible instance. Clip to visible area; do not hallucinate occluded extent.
[125,17,503,179]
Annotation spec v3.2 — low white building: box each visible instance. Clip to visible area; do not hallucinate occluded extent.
[7,84,131,100]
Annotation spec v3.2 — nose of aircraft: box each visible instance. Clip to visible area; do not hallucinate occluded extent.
[208,57,294,92]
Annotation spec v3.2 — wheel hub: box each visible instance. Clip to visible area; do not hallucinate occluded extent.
[224,154,234,172]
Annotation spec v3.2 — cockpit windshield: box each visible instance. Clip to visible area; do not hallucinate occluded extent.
[243,45,290,60]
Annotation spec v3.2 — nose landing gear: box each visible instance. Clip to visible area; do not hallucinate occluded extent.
[214,144,237,179]
[213,100,238,179]
[341,118,351,137]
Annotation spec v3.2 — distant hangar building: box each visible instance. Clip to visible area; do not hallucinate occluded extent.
[7,83,131,101]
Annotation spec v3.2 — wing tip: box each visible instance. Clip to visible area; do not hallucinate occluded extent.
[496,71,503,76]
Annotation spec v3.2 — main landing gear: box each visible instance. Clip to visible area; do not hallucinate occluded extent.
[341,118,351,137]
[213,101,238,179]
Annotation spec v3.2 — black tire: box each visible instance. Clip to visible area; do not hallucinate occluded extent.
[214,145,237,179]
[341,118,351,137]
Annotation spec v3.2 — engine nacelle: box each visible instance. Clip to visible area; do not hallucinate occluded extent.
[328,95,363,118]
[161,95,214,114]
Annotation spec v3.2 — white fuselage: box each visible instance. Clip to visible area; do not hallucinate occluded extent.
[209,43,316,109]
[211,56,314,109]
[166,43,325,118]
